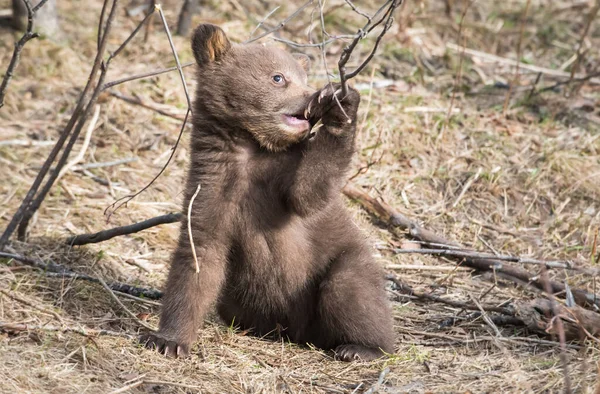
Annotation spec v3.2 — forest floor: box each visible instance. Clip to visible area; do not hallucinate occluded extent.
[1,0,600,393]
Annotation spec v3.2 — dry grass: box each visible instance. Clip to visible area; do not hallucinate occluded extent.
[1,0,600,392]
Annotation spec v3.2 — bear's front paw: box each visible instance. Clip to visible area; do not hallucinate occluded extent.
[334,344,386,362]
[307,83,360,136]
[140,332,191,358]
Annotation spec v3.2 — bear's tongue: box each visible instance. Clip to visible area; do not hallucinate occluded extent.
[283,114,309,129]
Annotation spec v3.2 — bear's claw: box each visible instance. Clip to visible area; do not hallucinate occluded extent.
[334,344,386,362]
[140,333,190,358]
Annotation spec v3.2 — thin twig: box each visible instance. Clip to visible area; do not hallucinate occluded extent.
[387,275,514,315]
[442,0,474,139]
[187,184,201,273]
[469,293,502,337]
[101,62,195,91]
[338,0,402,96]
[537,70,600,94]
[249,6,281,38]
[539,267,572,393]
[1,251,163,299]
[0,288,64,323]
[108,91,186,120]
[391,248,590,273]
[445,43,600,84]
[566,0,600,96]
[104,5,193,220]
[74,157,138,171]
[55,105,101,182]
[0,0,49,108]
[0,321,133,339]
[155,4,191,109]
[502,0,531,114]
[0,0,119,248]
[244,0,314,44]
[96,275,157,331]
[451,167,482,208]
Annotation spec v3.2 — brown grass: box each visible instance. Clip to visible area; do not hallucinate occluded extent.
[1,0,599,392]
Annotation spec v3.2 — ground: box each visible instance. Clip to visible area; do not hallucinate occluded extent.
[1,0,600,393]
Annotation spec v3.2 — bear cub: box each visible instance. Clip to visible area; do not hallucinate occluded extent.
[140,24,394,362]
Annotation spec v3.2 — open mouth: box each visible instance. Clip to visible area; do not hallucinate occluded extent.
[282,112,310,131]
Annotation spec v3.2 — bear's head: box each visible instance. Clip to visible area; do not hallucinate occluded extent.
[191,24,316,152]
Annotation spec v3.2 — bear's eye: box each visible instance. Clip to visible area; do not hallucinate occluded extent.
[272,74,285,85]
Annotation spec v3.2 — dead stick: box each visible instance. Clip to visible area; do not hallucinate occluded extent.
[342,183,600,309]
[1,252,163,299]
[386,274,514,315]
[96,275,157,331]
[392,248,593,273]
[0,321,133,339]
[66,213,182,246]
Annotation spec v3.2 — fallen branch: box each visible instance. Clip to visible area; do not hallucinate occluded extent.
[386,274,514,315]
[62,183,600,311]
[388,275,600,342]
[391,248,596,274]
[96,275,157,331]
[66,212,182,246]
[243,0,314,44]
[516,298,600,343]
[0,321,134,339]
[342,183,600,310]
[446,43,600,85]
[1,251,163,299]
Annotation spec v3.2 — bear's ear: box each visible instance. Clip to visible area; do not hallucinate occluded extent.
[191,24,232,65]
[292,53,310,73]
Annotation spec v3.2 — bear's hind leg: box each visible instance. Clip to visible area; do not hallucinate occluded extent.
[315,243,394,362]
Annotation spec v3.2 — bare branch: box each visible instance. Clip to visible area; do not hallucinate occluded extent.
[0,0,50,108]
[96,275,157,331]
[66,213,182,246]
[342,183,600,310]
[1,251,163,299]
[156,4,192,109]
[101,62,195,92]
[103,109,190,220]
[0,0,119,249]
[338,0,402,96]
[502,0,531,114]
[0,321,134,339]
[391,248,596,273]
[244,0,315,44]
[539,267,572,393]
[249,5,281,38]
[566,0,600,96]
[108,90,187,120]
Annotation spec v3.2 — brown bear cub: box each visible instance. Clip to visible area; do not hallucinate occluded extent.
[140,24,394,362]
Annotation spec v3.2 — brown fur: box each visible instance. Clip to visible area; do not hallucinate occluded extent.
[140,24,394,362]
